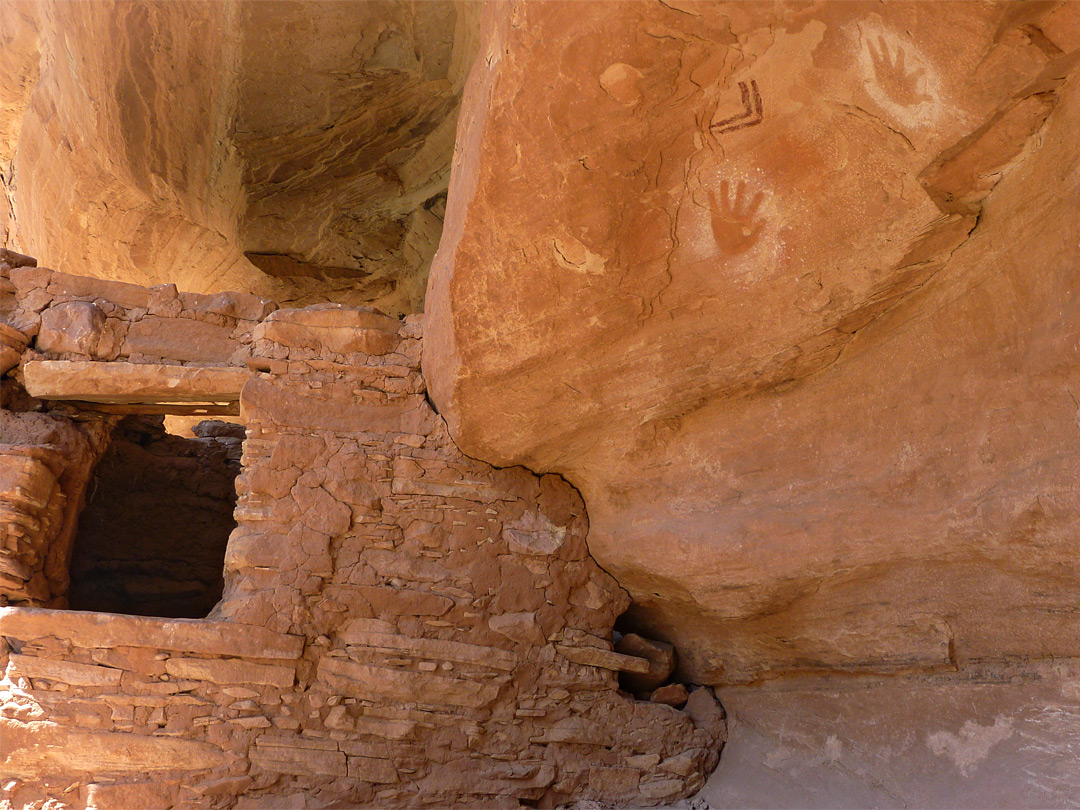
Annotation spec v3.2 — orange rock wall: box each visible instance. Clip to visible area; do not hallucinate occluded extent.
[1,0,478,314]
[423,0,1080,683]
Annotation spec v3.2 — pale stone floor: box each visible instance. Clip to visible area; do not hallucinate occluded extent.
[653,659,1080,809]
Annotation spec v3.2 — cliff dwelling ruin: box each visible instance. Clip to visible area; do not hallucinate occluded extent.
[2,1,1080,809]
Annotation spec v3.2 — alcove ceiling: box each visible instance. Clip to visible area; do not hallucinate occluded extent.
[1,0,480,315]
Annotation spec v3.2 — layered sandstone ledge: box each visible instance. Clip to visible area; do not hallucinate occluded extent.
[0,260,725,808]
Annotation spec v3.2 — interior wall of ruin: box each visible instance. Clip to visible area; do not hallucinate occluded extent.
[68,416,243,619]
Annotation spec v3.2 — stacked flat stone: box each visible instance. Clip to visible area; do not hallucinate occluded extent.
[0,268,726,808]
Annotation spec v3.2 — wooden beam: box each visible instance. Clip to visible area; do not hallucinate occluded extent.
[67,402,241,416]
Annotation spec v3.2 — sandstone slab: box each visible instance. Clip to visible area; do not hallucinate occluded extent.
[255,305,402,356]
[164,657,295,688]
[23,361,249,404]
[6,653,122,687]
[122,316,239,364]
[0,607,304,659]
[318,657,499,710]
[1,720,227,777]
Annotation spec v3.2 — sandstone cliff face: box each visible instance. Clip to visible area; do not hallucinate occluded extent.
[1,0,479,315]
[3,2,1080,805]
[423,1,1080,683]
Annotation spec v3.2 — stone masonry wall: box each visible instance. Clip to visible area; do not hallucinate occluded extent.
[5,260,274,368]
[1,251,274,609]
[0,265,727,807]
[0,412,110,608]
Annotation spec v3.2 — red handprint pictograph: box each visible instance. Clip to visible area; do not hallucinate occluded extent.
[867,35,933,107]
[708,180,765,255]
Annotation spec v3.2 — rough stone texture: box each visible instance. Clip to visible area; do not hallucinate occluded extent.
[21,362,251,408]
[0,269,725,808]
[703,661,1080,809]
[0,408,112,607]
[424,1,1080,684]
[6,265,274,368]
[3,2,1080,806]
[1,0,480,315]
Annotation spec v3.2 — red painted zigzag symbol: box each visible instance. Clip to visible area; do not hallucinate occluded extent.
[710,80,764,134]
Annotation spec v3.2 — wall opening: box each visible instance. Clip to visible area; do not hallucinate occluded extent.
[67,416,243,618]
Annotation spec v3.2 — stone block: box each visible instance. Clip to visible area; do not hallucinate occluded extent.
[337,617,396,638]
[0,607,304,659]
[164,657,295,688]
[347,755,399,783]
[123,316,239,363]
[684,687,727,746]
[36,302,112,357]
[532,718,611,746]
[318,657,498,709]
[0,248,37,268]
[339,630,517,671]
[0,719,227,777]
[0,326,27,374]
[256,305,401,356]
[22,361,249,404]
[420,760,555,794]
[353,717,417,740]
[294,484,352,536]
[6,654,123,687]
[638,779,685,800]
[197,291,276,322]
[489,612,546,646]
[555,643,651,674]
[250,743,346,777]
[588,767,640,792]
[46,271,151,309]
[84,780,176,809]
[615,634,675,692]
[0,454,58,511]
[650,683,689,708]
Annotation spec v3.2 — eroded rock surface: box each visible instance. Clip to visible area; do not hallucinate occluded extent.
[0,410,110,608]
[424,1,1080,683]
[706,661,1080,808]
[1,0,479,314]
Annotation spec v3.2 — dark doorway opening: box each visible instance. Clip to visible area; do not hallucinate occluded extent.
[68,416,243,618]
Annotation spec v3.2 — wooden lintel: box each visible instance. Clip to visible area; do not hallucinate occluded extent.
[67,402,241,416]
